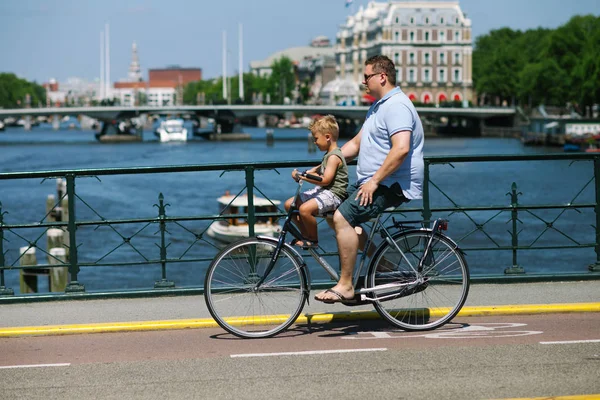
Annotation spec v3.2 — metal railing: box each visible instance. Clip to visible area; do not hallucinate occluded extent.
[1,154,599,300]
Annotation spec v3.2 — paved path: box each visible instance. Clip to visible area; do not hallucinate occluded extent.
[0,281,598,336]
[1,314,599,399]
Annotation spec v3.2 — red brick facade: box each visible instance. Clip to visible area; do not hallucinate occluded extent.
[148,68,202,88]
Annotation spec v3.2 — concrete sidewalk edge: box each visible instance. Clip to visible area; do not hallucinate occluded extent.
[1,302,598,338]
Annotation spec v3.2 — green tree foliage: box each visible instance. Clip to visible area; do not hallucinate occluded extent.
[473,15,600,111]
[0,73,46,108]
[182,56,296,105]
[268,56,296,104]
[473,28,529,104]
[183,73,272,105]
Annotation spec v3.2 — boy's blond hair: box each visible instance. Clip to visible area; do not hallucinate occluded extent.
[309,115,339,141]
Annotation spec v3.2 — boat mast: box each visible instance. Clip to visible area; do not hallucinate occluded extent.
[100,30,104,101]
[105,23,110,101]
[239,23,244,102]
[222,30,227,102]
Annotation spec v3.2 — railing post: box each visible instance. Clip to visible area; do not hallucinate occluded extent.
[245,166,256,237]
[589,157,600,272]
[0,203,15,295]
[155,193,175,288]
[422,159,431,224]
[504,182,525,274]
[64,174,85,292]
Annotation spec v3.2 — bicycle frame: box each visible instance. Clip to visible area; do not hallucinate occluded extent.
[307,214,438,301]
[253,178,445,302]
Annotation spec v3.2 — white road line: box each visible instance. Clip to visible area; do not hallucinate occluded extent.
[231,348,388,358]
[0,363,71,369]
[540,339,600,345]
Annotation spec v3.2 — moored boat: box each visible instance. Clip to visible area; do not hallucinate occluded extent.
[155,119,187,142]
[206,193,281,243]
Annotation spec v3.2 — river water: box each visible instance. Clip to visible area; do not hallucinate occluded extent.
[0,125,596,293]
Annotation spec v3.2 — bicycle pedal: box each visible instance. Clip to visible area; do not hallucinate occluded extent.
[341,293,369,307]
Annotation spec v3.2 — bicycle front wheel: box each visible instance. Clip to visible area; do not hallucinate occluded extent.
[204,238,307,338]
[367,230,469,331]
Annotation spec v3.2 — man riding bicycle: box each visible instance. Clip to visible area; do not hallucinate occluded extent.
[314,54,425,304]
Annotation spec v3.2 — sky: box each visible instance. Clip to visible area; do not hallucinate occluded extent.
[0,0,598,84]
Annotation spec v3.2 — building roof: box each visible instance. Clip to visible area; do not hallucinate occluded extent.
[250,45,335,70]
[339,0,470,33]
[149,67,201,72]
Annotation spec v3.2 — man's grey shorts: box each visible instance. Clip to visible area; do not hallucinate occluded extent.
[337,182,409,227]
[300,187,343,215]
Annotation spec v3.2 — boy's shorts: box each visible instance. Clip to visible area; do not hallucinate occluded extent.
[337,182,409,227]
[300,187,343,215]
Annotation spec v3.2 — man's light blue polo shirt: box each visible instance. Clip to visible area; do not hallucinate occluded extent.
[356,87,424,200]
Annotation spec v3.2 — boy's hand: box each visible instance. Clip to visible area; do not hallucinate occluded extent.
[292,169,301,182]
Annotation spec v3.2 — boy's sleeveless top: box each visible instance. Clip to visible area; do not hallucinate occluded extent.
[320,147,348,200]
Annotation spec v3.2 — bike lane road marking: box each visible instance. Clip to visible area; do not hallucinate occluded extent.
[539,339,600,345]
[0,363,70,369]
[230,348,387,358]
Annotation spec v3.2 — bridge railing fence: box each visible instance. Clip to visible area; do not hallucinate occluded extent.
[0,154,599,299]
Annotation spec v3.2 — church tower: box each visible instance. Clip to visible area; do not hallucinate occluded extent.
[128,41,142,82]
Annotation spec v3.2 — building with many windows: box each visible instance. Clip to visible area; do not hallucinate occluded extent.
[336,1,473,105]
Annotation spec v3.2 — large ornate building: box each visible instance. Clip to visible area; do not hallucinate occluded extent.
[336,1,473,105]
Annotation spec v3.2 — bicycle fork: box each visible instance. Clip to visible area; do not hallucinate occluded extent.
[252,233,288,291]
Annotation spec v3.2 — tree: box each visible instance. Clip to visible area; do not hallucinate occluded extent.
[269,56,296,104]
[0,73,46,108]
[517,60,568,106]
[183,73,271,105]
[473,28,526,105]
[473,16,600,110]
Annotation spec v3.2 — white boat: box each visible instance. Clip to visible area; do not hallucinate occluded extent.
[0,120,5,131]
[155,119,187,142]
[206,193,282,243]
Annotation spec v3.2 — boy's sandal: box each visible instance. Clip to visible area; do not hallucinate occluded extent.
[290,238,319,249]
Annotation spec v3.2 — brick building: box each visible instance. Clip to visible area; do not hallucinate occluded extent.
[148,68,202,85]
[112,42,203,106]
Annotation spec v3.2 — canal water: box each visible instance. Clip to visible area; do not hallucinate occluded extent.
[0,125,596,293]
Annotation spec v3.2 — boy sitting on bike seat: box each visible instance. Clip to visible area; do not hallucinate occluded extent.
[284,115,348,249]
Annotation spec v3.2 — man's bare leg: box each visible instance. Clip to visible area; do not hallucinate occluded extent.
[315,210,357,301]
[325,219,368,251]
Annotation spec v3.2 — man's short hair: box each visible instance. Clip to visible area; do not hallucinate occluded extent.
[309,114,339,140]
[365,55,397,86]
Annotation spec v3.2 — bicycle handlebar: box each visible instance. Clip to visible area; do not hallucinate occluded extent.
[301,171,323,182]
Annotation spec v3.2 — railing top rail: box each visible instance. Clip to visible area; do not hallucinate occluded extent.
[0,153,597,180]
[425,153,600,163]
[0,160,317,180]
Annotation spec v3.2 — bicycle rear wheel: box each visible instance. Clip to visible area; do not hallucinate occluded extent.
[204,238,307,338]
[367,230,469,331]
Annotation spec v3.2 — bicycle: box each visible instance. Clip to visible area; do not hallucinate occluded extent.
[204,172,470,338]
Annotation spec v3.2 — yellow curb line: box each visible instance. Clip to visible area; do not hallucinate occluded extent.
[0,302,598,338]
[494,394,600,400]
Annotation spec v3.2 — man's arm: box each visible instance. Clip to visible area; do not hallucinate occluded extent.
[340,128,362,162]
[356,130,410,206]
